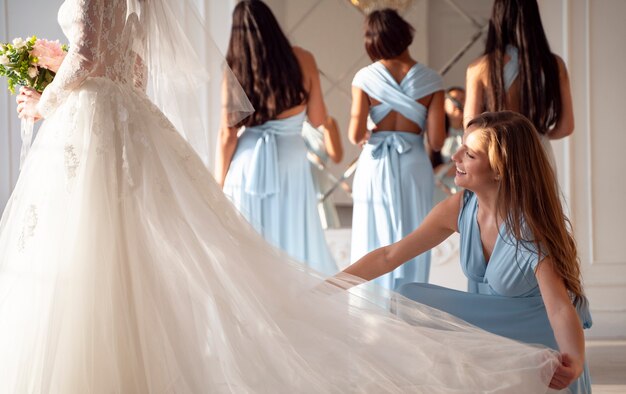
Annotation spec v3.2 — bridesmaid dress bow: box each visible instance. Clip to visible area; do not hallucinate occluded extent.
[245,128,279,197]
[368,133,414,234]
[370,133,413,159]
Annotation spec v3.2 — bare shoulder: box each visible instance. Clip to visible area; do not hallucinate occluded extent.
[444,190,464,213]
[467,55,488,72]
[430,192,463,233]
[553,53,565,67]
[292,46,315,67]
[467,55,488,82]
[293,46,318,82]
[553,53,569,75]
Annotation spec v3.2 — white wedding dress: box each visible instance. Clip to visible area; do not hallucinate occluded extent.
[0,0,561,392]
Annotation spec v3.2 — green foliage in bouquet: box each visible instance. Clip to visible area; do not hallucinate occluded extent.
[0,36,67,94]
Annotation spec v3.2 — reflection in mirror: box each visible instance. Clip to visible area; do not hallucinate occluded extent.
[430,86,466,203]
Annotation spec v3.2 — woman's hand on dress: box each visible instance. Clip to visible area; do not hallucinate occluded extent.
[549,353,583,390]
[16,87,43,121]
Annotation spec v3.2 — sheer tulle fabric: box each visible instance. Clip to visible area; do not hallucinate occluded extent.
[0,0,560,392]
[136,0,254,166]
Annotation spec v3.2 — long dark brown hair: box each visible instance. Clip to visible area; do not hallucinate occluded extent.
[467,111,584,307]
[226,0,307,127]
[484,0,561,133]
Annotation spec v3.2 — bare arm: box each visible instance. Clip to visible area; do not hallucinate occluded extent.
[535,257,585,390]
[294,47,343,162]
[215,80,239,188]
[547,56,574,140]
[348,86,369,145]
[463,58,486,128]
[426,91,446,152]
[343,193,461,281]
[322,116,343,163]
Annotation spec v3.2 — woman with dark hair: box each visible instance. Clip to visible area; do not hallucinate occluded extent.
[464,0,574,170]
[217,0,336,274]
[349,8,446,290]
[342,111,591,393]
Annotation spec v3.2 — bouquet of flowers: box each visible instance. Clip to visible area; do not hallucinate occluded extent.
[0,36,67,93]
[0,36,67,168]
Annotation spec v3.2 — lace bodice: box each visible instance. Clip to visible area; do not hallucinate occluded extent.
[38,0,141,117]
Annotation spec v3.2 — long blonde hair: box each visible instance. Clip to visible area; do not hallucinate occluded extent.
[467,111,585,306]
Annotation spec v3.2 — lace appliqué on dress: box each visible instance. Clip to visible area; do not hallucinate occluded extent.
[18,205,38,252]
[64,145,80,180]
[38,0,137,118]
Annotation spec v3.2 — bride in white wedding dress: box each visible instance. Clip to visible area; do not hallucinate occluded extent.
[2,0,562,392]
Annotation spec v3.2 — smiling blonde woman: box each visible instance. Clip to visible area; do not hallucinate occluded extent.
[343,111,591,393]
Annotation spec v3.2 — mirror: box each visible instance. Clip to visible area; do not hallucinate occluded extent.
[266,0,491,229]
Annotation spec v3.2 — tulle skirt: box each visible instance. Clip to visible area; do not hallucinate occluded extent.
[0,78,559,393]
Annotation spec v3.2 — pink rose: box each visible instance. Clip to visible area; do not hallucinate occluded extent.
[31,39,66,73]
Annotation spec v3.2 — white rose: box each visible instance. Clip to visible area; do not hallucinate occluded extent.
[0,54,9,65]
[27,66,38,78]
[12,37,26,49]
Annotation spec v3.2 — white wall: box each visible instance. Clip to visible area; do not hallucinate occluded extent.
[539,0,626,338]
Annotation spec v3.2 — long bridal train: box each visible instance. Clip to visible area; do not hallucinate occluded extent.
[0,78,557,392]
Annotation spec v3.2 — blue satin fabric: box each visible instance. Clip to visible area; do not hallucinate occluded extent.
[351,132,434,289]
[504,45,519,91]
[223,111,337,275]
[352,62,443,129]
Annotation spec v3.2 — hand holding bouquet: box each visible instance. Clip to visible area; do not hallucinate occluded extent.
[0,36,67,94]
[0,36,67,168]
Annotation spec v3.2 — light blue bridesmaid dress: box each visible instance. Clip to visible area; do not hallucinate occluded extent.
[223,111,337,275]
[399,190,592,393]
[504,46,557,171]
[350,62,443,289]
[302,121,341,229]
